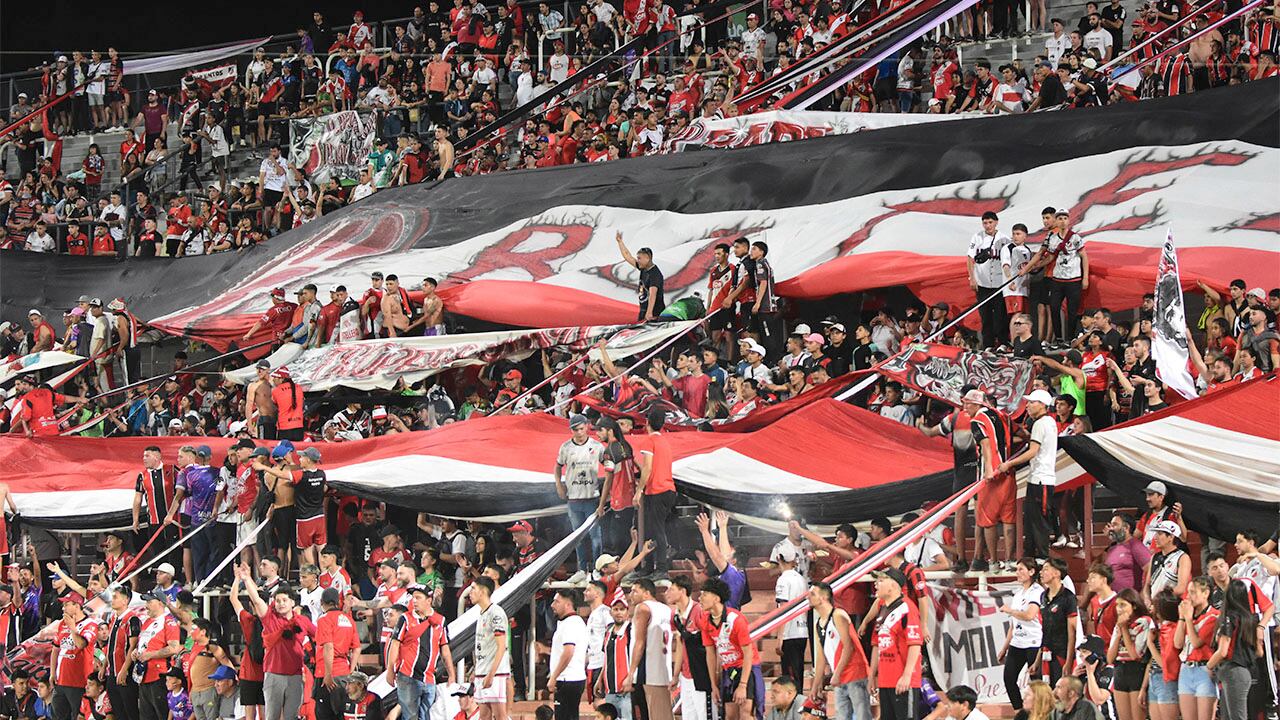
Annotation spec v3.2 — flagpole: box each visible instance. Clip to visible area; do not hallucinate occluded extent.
[491,353,590,417]
[84,337,277,402]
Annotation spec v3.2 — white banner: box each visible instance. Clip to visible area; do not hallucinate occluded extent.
[289,110,378,184]
[191,63,238,90]
[926,582,1016,705]
[1152,228,1199,399]
[223,320,700,391]
[123,38,269,76]
[661,110,979,153]
[0,350,85,385]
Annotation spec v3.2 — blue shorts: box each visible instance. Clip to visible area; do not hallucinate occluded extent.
[1149,666,1178,704]
[1178,663,1218,699]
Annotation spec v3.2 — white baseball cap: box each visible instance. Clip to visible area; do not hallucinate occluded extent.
[1025,389,1055,407]
[1150,520,1181,539]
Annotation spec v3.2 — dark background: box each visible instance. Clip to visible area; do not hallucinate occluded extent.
[0,1,422,75]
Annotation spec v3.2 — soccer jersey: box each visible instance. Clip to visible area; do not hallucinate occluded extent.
[393,610,448,682]
[874,597,923,689]
[474,603,511,676]
[699,606,758,669]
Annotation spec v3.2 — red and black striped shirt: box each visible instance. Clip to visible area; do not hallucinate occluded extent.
[601,621,632,694]
[135,466,175,526]
[392,611,448,682]
[106,609,142,676]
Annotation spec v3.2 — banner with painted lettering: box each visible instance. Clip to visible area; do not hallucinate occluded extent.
[878,343,1036,416]
[191,64,238,93]
[927,582,1017,705]
[660,110,980,152]
[289,110,378,184]
[222,319,699,391]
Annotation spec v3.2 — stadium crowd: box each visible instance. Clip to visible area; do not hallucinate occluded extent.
[0,195,1278,720]
[4,0,1279,254]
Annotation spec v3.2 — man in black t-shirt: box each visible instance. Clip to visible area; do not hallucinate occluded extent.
[1039,557,1078,685]
[347,503,382,597]
[1009,313,1044,358]
[825,323,854,376]
[615,231,666,321]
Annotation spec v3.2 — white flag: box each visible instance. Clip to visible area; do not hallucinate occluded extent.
[1152,228,1199,399]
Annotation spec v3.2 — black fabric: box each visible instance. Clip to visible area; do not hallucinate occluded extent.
[3,82,1278,330]
[1061,434,1280,541]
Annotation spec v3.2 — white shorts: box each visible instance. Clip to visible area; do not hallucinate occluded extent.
[237,511,260,546]
[88,93,105,107]
[474,674,508,704]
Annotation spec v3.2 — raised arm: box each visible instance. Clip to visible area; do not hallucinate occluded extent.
[614,230,637,267]
[694,512,729,572]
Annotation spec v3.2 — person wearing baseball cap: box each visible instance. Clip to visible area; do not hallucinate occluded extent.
[171,444,221,584]
[870,565,924,719]
[770,542,808,683]
[557,414,607,584]
[993,389,1058,557]
[493,368,526,410]
[1134,480,1186,550]
[1147,520,1190,599]
[342,671,382,719]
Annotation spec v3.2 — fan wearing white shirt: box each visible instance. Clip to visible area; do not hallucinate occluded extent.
[900,513,951,571]
[996,390,1058,558]
[550,589,590,713]
[997,559,1044,712]
[1082,13,1114,61]
[24,221,56,253]
[772,543,809,683]
[991,65,1031,114]
[1045,18,1069,67]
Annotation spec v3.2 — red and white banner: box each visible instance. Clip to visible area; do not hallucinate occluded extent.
[122,37,268,76]
[927,583,1018,705]
[661,110,977,153]
[222,320,699,391]
[191,63,238,92]
[148,140,1280,347]
[879,342,1036,415]
[0,351,83,385]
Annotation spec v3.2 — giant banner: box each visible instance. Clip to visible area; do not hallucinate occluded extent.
[289,110,378,184]
[927,582,1017,705]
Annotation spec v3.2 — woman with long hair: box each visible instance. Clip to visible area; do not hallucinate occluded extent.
[1018,680,1055,720]
[1174,577,1220,720]
[998,557,1044,711]
[1107,589,1154,720]
[1147,590,1182,720]
[1209,580,1260,720]
[704,381,730,420]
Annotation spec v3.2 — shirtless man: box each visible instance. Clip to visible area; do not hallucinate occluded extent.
[407,277,446,336]
[246,360,279,440]
[379,275,411,337]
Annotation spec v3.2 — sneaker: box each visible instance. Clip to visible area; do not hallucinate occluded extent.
[566,570,590,585]
[1065,534,1082,549]
[953,559,970,573]
[970,558,990,572]
[1051,535,1069,548]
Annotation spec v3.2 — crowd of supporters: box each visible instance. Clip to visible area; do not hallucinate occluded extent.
[4,0,1279,254]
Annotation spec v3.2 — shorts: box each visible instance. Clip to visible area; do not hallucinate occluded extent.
[1149,666,1178,704]
[879,687,922,720]
[707,308,732,332]
[270,505,297,551]
[241,679,265,706]
[262,188,284,206]
[1178,663,1216,698]
[1004,296,1028,314]
[88,93,104,107]
[1113,660,1146,692]
[237,511,260,546]
[211,155,227,173]
[106,90,123,103]
[474,674,508,704]
[977,471,1016,527]
[720,664,764,711]
[296,515,326,548]
[1030,274,1049,304]
[952,461,978,494]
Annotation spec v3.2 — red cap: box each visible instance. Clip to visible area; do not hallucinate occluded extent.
[503,369,523,381]
[506,520,533,534]
[60,590,85,606]
[270,287,285,298]
[272,367,292,379]
[610,588,628,607]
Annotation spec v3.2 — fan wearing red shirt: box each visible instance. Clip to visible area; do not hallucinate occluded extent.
[870,568,924,720]
[930,48,960,111]
[50,595,99,720]
[698,578,762,720]
[242,288,299,341]
[633,409,677,576]
[230,575,268,719]
[1177,576,1219,704]
[314,587,361,720]
[959,59,999,112]
[1085,564,1119,648]
[91,225,116,256]
[387,586,456,716]
[241,564,317,720]
[65,222,89,255]
[136,593,183,720]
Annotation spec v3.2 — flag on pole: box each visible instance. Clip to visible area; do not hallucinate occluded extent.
[1152,228,1199,399]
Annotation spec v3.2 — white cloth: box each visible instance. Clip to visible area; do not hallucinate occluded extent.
[585,603,613,670]
[1001,242,1034,297]
[259,157,288,192]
